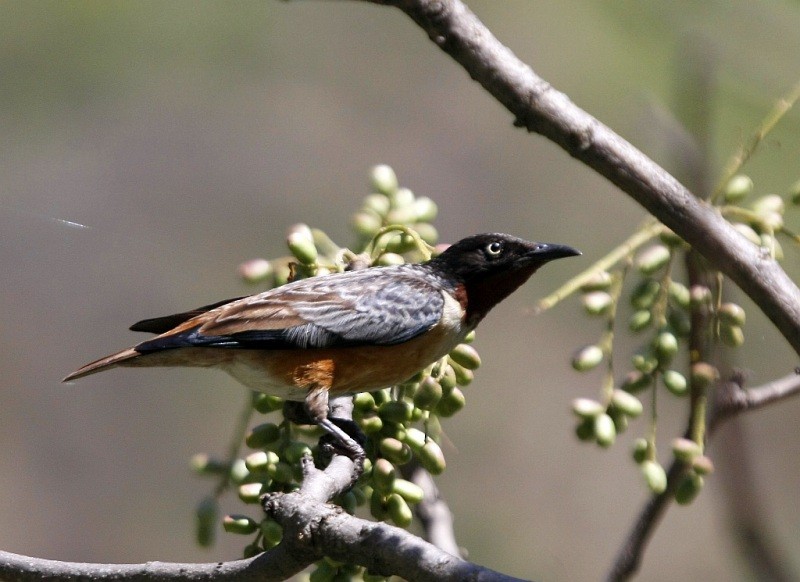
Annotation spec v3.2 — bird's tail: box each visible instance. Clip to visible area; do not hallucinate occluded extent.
[62,348,141,382]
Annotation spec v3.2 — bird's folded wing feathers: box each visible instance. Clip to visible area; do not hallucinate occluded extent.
[134,269,446,353]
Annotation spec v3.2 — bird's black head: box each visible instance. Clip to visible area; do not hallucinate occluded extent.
[429,233,580,325]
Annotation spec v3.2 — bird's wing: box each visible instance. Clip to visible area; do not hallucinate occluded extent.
[134,268,446,353]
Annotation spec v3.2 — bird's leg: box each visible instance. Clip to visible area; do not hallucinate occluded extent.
[305,386,366,482]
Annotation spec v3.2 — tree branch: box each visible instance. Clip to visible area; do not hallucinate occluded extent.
[363,0,800,357]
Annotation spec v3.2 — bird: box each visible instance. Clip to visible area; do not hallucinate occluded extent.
[64,233,580,461]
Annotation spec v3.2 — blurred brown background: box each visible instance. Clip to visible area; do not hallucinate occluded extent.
[2,1,800,580]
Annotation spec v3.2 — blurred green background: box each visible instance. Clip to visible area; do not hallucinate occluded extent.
[2,1,800,580]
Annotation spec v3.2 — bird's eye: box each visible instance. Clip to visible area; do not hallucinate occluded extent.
[486,241,503,256]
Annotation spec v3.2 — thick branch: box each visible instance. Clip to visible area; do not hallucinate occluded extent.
[366,0,800,356]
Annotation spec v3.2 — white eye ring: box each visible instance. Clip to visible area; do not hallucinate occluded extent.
[486,241,503,256]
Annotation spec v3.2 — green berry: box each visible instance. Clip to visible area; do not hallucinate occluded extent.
[690,285,712,307]
[611,389,643,418]
[724,174,753,202]
[641,460,667,494]
[631,279,661,310]
[594,413,616,447]
[636,245,671,275]
[654,331,679,363]
[413,376,443,410]
[629,309,653,332]
[419,440,446,475]
[379,438,412,465]
[663,370,688,396]
[671,437,701,462]
[238,482,265,504]
[718,302,746,326]
[575,418,595,441]
[621,370,653,393]
[391,478,425,504]
[195,496,218,547]
[690,362,718,389]
[379,400,414,424]
[252,393,283,414]
[448,343,482,370]
[386,493,413,527]
[371,164,399,195]
[223,514,258,535]
[668,281,691,309]
[261,518,283,547]
[287,232,318,265]
[580,271,613,292]
[435,387,466,417]
[692,455,715,475]
[719,324,745,347]
[572,397,605,418]
[245,423,281,449]
[372,458,396,493]
[582,291,613,316]
[412,197,438,222]
[752,194,785,215]
[571,345,604,372]
[632,438,649,464]
[363,193,391,217]
[674,472,704,505]
[448,361,474,386]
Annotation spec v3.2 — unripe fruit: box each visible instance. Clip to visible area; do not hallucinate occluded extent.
[690,285,712,307]
[412,197,438,222]
[372,458,396,493]
[752,194,785,215]
[674,472,704,505]
[720,324,745,348]
[413,376,443,410]
[621,370,652,393]
[718,302,746,326]
[724,174,753,202]
[654,331,679,363]
[363,193,391,216]
[435,387,466,417]
[572,397,605,418]
[632,438,649,464]
[238,482,265,504]
[641,460,667,494]
[631,280,660,310]
[671,437,702,462]
[195,496,218,547]
[690,362,718,389]
[611,389,643,418]
[448,344,482,370]
[371,164,399,195]
[379,438,412,465]
[692,455,715,475]
[252,393,283,413]
[572,345,604,371]
[580,270,613,292]
[223,514,258,535]
[419,440,446,475]
[391,478,425,504]
[629,310,653,332]
[583,291,613,316]
[636,245,671,275]
[379,400,414,424]
[668,281,691,309]
[387,493,413,527]
[287,232,318,265]
[261,518,283,547]
[245,423,281,449]
[594,413,616,447]
[663,370,688,396]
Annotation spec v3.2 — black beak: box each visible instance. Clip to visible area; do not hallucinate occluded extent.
[529,242,582,263]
